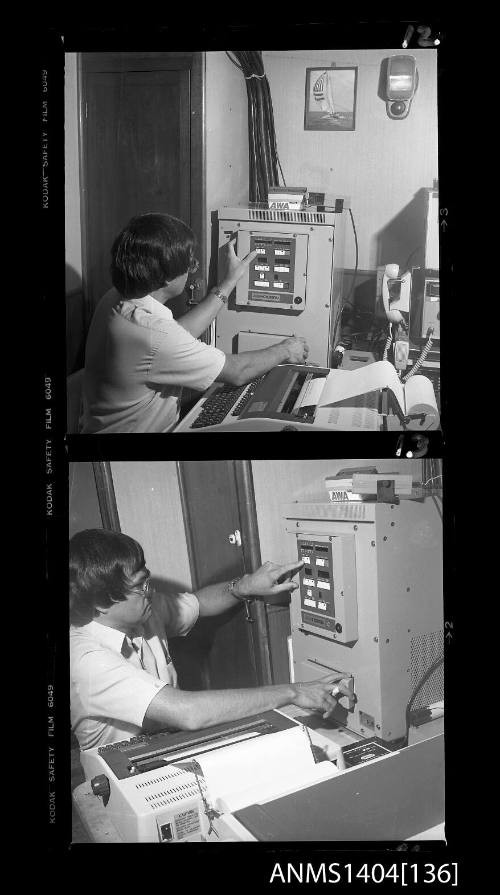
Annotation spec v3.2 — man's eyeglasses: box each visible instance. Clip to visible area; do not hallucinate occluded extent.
[133,574,151,596]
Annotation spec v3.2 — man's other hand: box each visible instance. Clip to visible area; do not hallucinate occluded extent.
[280,336,309,365]
[292,673,354,720]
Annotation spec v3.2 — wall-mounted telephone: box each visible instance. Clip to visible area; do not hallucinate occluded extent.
[377,264,411,372]
[409,268,440,343]
[379,264,411,324]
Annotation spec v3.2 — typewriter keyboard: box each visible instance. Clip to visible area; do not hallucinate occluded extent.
[190,377,264,429]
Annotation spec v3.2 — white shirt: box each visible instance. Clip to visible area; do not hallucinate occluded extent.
[70,590,199,752]
[82,289,226,433]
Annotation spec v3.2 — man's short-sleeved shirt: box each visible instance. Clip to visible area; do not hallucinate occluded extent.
[81,289,226,433]
[70,590,199,753]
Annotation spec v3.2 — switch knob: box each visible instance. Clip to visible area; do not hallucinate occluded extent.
[91,774,111,806]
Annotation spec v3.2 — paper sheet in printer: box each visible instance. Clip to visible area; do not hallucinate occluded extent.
[237,365,329,423]
[236,365,382,425]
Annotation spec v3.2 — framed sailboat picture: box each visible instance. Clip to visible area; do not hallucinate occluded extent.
[304,67,358,131]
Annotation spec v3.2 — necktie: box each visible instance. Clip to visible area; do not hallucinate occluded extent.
[130,636,159,678]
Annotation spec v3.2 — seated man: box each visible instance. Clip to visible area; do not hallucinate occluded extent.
[70,529,349,759]
[81,213,309,433]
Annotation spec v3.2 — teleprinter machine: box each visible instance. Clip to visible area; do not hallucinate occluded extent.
[174,362,439,432]
[80,709,445,842]
[81,710,344,843]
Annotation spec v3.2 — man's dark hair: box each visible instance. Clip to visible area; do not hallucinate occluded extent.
[110,212,196,299]
[70,528,146,625]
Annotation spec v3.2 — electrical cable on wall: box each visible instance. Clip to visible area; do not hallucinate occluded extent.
[344,209,359,309]
[431,494,443,523]
[332,208,359,346]
[404,654,444,745]
[226,51,286,203]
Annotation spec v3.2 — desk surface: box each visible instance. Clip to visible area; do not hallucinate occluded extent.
[73,783,122,843]
[72,778,444,845]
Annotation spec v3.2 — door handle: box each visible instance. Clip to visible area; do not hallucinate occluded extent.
[243,600,254,624]
[228,529,242,546]
[187,278,205,306]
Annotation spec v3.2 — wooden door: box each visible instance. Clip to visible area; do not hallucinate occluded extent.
[173,461,273,692]
[69,461,120,537]
[80,53,205,322]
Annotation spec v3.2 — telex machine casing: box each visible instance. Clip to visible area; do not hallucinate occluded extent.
[216,204,347,366]
[283,497,443,743]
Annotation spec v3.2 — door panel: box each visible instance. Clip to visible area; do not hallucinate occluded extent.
[80,53,203,319]
[180,460,244,585]
[69,462,103,538]
[175,461,261,692]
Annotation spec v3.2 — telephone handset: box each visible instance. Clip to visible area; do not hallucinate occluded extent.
[380,263,411,372]
[381,263,411,323]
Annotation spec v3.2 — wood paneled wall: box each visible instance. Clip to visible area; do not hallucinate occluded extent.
[110,461,192,593]
[69,462,102,538]
[252,459,422,565]
[65,53,82,292]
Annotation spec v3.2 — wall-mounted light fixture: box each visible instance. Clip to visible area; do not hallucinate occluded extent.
[384,55,419,119]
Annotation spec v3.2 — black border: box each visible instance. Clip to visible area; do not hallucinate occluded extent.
[40,16,466,886]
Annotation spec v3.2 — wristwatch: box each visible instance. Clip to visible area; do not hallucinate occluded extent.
[228,577,252,602]
[210,287,228,305]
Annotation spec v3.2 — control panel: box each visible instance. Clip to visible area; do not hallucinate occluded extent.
[410,268,440,344]
[421,276,440,339]
[236,231,308,312]
[216,206,347,367]
[297,536,358,644]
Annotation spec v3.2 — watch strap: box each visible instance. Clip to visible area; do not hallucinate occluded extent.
[228,578,253,602]
[210,287,228,304]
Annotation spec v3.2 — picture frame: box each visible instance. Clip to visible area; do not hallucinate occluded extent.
[304,66,358,131]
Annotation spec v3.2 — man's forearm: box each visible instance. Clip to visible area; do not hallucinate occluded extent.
[196,560,301,617]
[218,342,290,386]
[176,290,227,338]
[177,271,239,338]
[144,681,297,732]
[196,581,244,616]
